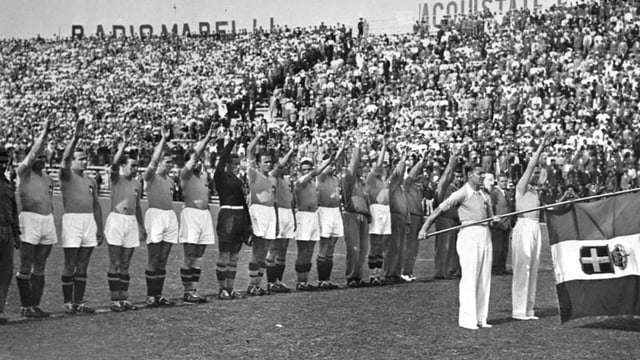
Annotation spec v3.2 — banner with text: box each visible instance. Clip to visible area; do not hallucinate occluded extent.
[418,0,566,28]
[1,0,421,39]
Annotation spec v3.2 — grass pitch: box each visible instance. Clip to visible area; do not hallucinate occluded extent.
[0,197,638,359]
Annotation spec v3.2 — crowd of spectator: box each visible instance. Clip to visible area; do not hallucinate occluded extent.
[2,0,640,203]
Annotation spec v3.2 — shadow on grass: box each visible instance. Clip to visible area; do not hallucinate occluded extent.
[490,307,559,325]
[576,317,640,332]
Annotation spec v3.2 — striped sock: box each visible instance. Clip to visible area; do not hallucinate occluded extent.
[30,274,45,306]
[216,262,228,290]
[249,262,260,287]
[119,274,130,300]
[257,260,266,286]
[73,273,88,304]
[326,259,334,281]
[156,270,167,296]
[266,258,277,283]
[145,270,157,297]
[226,265,237,290]
[107,272,120,301]
[295,264,306,283]
[180,268,193,292]
[61,275,74,304]
[191,268,201,291]
[275,260,286,282]
[16,272,32,307]
[368,255,377,270]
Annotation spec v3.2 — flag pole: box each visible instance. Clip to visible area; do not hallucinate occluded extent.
[422,187,640,240]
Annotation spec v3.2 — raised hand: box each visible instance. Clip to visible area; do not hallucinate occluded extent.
[119,134,130,147]
[42,115,55,133]
[353,130,363,145]
[233,126,242,141]
[542,130,554,146]
[75,118,86,138]
[206,122,217,138]
[339,138,348,150]
[160,124,171,140]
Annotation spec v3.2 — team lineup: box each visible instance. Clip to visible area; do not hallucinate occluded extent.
[0,115,549,330]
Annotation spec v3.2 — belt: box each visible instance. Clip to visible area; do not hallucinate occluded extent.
[220,205,245,210]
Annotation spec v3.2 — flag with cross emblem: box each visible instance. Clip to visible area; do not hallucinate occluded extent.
[545,192,640,323]
[579,246,613,274]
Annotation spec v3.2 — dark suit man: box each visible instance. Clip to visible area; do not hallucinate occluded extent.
[433,155,462,279]
[490,174,513,275]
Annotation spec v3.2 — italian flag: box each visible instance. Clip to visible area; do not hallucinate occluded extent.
[546,192,640,323]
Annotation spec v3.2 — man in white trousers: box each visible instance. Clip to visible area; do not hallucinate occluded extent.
[511,133,550,320]
[419,164,494,330]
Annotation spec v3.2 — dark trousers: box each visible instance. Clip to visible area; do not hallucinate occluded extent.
[434,217,460,277]
[0,235,14,314]
[344,212,369,281]
[491,227,511,272]
[402,214,423,276]
[385,213,408,278]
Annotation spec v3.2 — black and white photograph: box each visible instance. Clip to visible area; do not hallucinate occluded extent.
[1,0,639,358]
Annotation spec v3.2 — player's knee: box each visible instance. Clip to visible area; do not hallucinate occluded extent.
[277,246,288,258]
[148,251,162,268]
[191,257,203,269]
[229,252,240,265]
[303,251,314,264]
[157,258,169,271]
[120,258,132,271]
[18,261,32,274]
[183,244,195,258]
[217,251,230,264]
[62,257,77,274]
[160,243,173,258]
[265,252,275,262]
[32,263,46,275]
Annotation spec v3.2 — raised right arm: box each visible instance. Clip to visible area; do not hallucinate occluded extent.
[246,131,263,167]
[144,125,170,182]
[343,132,362,201]
[60,116,84,179]
[516,132,550,195]
[404,151,427,188]
[347,131,362,177]
[436,153,457,202]
[18,115,54,176]
[110,136,129,184]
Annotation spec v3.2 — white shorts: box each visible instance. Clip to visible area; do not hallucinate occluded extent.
[318,207,344,238]
[277,207,295,239]
[369,204,392,235]
[62,213,97,248]
[249,204,277,240]
[179,207,215,245]
[145,208,179,244]
[105,213,140,248]
[19,211,58,246]
[296,210,320,241]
